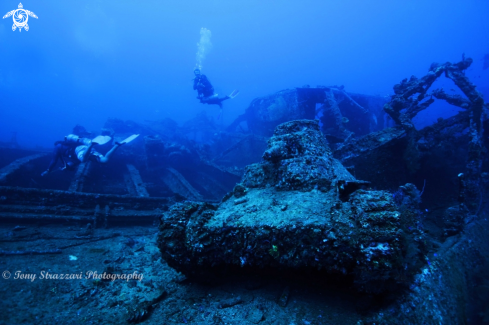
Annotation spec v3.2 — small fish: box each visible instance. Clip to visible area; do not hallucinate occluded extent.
[69,255,78,261]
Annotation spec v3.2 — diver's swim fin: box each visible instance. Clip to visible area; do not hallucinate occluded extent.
[119,134,139,144]
[92,135,112,145]
[228,89,239,99]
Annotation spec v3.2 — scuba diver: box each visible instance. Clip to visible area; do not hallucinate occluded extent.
[41,134,139,176]
[193,68,239,109]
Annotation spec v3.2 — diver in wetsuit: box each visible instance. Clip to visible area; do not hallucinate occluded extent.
[193,69,238,108]
[41,134,124,176]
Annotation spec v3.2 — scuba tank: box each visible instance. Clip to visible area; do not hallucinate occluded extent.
[64,134,92,146]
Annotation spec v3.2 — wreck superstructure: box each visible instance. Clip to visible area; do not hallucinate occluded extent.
[0,58,488,323]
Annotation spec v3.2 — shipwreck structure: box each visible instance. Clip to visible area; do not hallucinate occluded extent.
[228,86,386,144]
[0,57,488,323]
[334,58,488,230]
[156,58,489,323]
[0,80,392,227]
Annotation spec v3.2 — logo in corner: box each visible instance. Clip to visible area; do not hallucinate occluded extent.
[3,3,37,32]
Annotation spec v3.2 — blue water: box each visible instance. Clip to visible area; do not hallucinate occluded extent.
[1,0,488,147]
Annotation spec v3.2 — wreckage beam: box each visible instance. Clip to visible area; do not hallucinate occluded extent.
[0,186,168,226]
[126,164,149,197]
[0,153,48,184]
[68,162,90,192]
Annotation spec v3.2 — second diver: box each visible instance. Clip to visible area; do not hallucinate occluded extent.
[193,68,239,112]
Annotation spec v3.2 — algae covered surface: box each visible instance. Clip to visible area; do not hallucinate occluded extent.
[211,188,334,228]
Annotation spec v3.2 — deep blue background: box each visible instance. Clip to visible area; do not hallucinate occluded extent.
[1,0,488,147]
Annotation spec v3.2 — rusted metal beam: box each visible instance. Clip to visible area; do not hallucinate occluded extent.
[161,168,203,201]
[0,186,169,226]
[68,162,91,192]
[0,153,48,184]
[126,164,149,197]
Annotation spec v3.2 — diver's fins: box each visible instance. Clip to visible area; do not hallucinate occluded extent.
[228,89,239,99]
[92,135,112,145]
[119,134,139,144]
